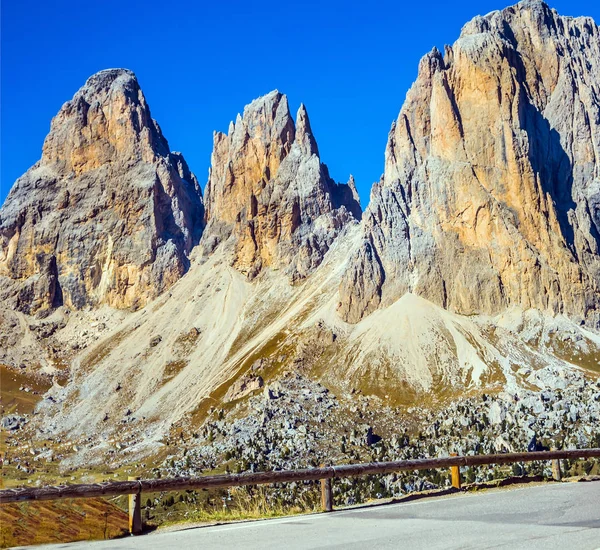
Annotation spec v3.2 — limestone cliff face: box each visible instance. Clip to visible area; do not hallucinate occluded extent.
[204,91,361,280]
[0,69,204,313]
[339,0,600,326]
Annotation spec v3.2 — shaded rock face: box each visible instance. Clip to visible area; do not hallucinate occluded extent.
[204,91,361,281]
[339,0,600,326]
[0,69,204,313]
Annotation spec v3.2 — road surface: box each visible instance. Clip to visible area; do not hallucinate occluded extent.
[17,481,600,549]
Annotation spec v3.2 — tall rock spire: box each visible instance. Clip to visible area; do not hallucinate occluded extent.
[0,69,204,313]
[295,103,319,157]
[203,91,361,281]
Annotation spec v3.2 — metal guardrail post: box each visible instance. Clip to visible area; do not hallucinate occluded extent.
[450,453,461,489]
[128,476,142,535]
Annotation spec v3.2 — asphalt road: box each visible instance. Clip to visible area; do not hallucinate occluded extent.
[20,481,600,549]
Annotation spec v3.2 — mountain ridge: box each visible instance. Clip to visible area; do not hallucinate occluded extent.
[1,0,599,473]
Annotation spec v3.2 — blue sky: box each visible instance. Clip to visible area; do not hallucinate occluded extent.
[2,0,599,207]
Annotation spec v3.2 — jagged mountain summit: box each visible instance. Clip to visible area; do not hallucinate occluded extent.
[339,0,600,326]
[1,1,599,472]
[0,69,204,314]
[203,90,361,281]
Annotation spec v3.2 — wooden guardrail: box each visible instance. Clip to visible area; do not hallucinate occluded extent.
[1,448,599,534]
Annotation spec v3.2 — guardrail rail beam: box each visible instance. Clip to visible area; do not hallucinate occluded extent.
[2,448,599,534]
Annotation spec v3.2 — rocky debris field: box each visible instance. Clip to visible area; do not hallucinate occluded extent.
[148,365,600,507]
[2,362,599,521]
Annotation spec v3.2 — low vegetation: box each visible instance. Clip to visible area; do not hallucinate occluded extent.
[0,498,128,548]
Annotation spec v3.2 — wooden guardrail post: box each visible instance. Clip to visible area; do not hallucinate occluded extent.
[320,464,333,512]
[128,476,142,535]
[551,450,562,482]
[450,453,461,489]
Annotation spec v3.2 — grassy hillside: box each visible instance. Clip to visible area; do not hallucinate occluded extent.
[0,498,128,548]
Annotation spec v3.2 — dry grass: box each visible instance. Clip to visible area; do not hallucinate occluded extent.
[551,336,600,375]
[189,330,291,425]
[163,360,189,380]
[0,364,52,416]
[171,328,201,355]
[155,484,320,529]
[81,327,134,371]
[0,498,128,548]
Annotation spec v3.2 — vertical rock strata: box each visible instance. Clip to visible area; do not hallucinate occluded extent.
[204,91,361,281]
[339,0,600,326]
[0,69,204,313]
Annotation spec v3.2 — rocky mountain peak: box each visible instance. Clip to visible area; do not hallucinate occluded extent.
[339,0,600,326]
[234,90,295,162]
[461,1,563,41]
[0,68,204,314]
[41,68,170,176]
[346,175,361,209]
[204,91,361,280]
[295,103,319,157]
[204,90,295,225]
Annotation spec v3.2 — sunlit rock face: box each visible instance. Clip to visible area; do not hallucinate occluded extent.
[203,90,361,281]
[339,0,600,327]
[0,69,204,313]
